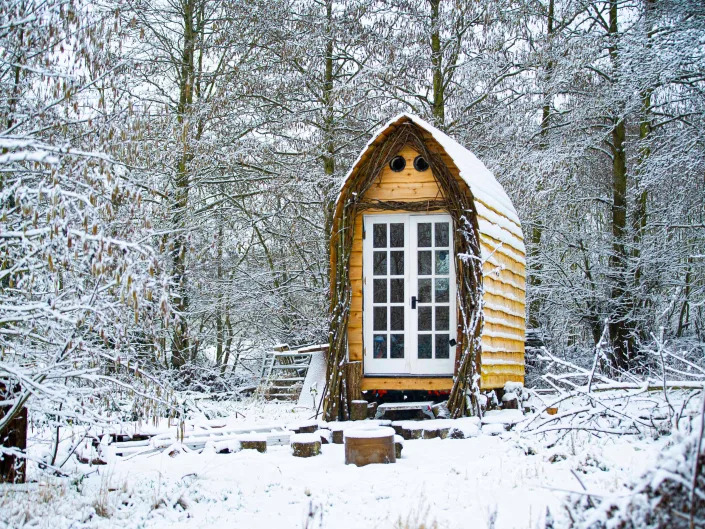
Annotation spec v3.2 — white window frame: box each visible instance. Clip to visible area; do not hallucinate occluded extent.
[362,213,456,376]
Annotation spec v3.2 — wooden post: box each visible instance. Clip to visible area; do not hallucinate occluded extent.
[345,361,362,410]
[350,400,368,421]
[0,383,27,484]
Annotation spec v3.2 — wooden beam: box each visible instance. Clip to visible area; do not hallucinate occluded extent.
[361,377,454,391]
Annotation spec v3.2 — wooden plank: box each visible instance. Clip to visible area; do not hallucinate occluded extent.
[481,373,524,390]
[376,170,439,184]
[484,306,525,327]
[363,182,444,201]
[349,342,363,361]
[350,252,362,268]
[361,377,454,391]
[484,276,526,301]
[349,311,362,327]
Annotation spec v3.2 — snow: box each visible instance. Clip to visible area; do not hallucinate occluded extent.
[344,425,395,439]
[482,409,526,425]
[4,418,667,529]
[3,394,697,529]
[336,113,521,226]
[290,433,321,444]
[449,417,482,438]
[296,350,326,410]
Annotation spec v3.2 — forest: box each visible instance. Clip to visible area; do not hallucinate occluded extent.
[1,0,704,528]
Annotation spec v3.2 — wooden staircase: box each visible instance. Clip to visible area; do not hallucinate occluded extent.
[259,344,327,401]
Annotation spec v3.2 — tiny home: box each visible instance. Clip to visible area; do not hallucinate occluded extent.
[323,114,525,419]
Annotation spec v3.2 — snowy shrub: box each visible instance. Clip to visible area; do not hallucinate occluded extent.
[565,402,705,529]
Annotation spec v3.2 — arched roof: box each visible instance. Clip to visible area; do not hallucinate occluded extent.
[336,113,524,255]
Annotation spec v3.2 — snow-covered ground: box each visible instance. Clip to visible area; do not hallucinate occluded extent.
[0,394,697,529]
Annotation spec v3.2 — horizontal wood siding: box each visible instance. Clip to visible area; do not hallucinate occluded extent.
[477,194,526,389]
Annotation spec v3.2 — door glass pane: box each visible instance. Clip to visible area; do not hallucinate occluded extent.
[435,222,449,247]
[435,250,449,275]
[418,251,432,275]
[373,335,387,358]
[435,334,450,359]
[418,223,432,247]
[418,306,432,331]
[435,278,449,302]
[390,223,404,247]
[374,279,387,303]
[390,279,404,303]
[435,306,449,331]
[391,306,404,330]
[418,335,432,359]
[373,224,386,248]
[390,334,404,358]
[418,279,432,303]
[390,251,404,275]
[373,251,387,275]
[373,307,387,331]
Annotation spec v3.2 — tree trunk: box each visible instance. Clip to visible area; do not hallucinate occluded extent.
[429,0,444,127]
[607,0,631,370]
[0,383,27,484]
[171,0,197,369]
[528,0,554,330]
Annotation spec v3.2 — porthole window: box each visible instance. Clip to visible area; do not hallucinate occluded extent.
[414,155,430,172]
[389,155,406,172]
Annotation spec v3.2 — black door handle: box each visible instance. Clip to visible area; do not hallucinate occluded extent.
[411,296,417,309]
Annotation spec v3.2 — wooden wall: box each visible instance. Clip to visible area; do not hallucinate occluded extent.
[348,144,525,391]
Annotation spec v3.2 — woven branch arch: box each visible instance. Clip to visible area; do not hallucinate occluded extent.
[323,122,484,420]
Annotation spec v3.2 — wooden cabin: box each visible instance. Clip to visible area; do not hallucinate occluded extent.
[324,114,525,419]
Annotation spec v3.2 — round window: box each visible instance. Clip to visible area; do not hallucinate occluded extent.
[414,155,429,172]
[389,155,406,172]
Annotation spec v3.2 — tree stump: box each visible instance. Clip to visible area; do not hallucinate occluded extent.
[344,426,396,467]
[291,434,321,457]
[0,383,27,484]
[350,400,368,421]
[345,361,362,407]
[329,424,346,444]
[366,402,379,419]
[401,424,424,440]
[295,421,318,434]
[240,434,267,453]
[394,435,404,459]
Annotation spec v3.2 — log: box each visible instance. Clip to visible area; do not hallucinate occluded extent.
[291,434,321,458]
[240,434,267,453]
[422,428,439,439]
[0,383,27,484]
[350,400,368,421]
[345,362,363,408]
[366,402,379,419]
[344,426,396,467]
[401,424,424,440]
[295,421,318,434]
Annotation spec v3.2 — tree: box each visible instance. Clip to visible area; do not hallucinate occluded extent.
[0,0,169,478]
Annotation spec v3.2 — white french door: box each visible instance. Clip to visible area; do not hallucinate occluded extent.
[362,213,456,376]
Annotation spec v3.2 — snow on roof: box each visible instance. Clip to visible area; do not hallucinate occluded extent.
[338,113,520,226]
